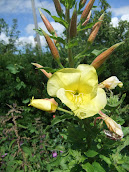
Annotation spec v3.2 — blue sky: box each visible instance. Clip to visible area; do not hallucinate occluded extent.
[0,0,129,47]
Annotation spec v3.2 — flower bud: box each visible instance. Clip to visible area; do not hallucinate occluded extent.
[87,13,104,44]
[42,30,60,60]
[31,63,52,78]
[29,97,58,113]
[82,11,91,26]
[81,0,95,21]
[79,0,87,9]
[39,9,55,35]
[99,76,123,90]
[91,41,124,69]
[70,7,77,39]
[53,0,63,17]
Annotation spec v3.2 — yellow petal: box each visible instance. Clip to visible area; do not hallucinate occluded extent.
[77,64,98,97]
[29,97,58,112]
[47,68,81,96]
[75,88,107,119]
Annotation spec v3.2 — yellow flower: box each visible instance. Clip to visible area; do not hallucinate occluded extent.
[99,76,123,89]
[47,64,107,119]
[29,97,58,113]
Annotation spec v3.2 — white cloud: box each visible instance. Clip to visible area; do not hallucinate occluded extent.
[111,14,129,27]
[111,17,119,27]
[111,6,129,16]
[0,33,9,44]
[0,0,56,15]
[121,14,129,22]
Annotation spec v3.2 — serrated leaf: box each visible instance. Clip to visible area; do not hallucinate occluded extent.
[92,162,106,172]
[106,94,126,108]
[115,165,127,172]
[85,150,98,157]
[82,162,94,172]
[22,146,32,156]
[99,154,112,165]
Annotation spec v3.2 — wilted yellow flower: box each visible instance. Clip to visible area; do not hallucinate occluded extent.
[47,64,107,119]
[29,97,58,113]
[99,76,123,90]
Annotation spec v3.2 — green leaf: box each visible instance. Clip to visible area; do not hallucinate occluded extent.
[9,139,16,150]
[115,166,127,172]
[91,48,107,56]
[6,64,19,74]
[51,16,68,28]
[55,145,65,151]
[51,114,73,126]
[99,154,112,165]
[106,94,126,108]
[82,162,94,172]
[92,162,106,172]
[85,150,98,157]
[41,8,51,16]
[17,124,28,129]
[50,35,65,44]
[22,146,32,156]
[122,163,129,171]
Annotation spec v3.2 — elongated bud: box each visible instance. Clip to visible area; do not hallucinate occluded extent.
[53,0,63,17]
[31,63,52,78]
[82,11,91,26]
[42,30,60,60]
[99,76,123,90]
[91,41,124,69]
[88,13,104,44]
[39,9,55,35]
[29,97,58,113]
[99,111,124,140]
[70,7,77,39]
[81,0,95,21]
[79,0,87,9]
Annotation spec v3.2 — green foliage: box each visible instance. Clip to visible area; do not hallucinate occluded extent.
[0,0,129,171]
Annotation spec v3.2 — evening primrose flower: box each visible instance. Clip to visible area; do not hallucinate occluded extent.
[47,64,107,119]
[99,76,123,90]
[29,97,58,113]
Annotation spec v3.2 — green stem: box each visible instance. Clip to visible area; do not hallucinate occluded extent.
[66,7,74,68]
[57,107,73,115]
[56,59,64,68]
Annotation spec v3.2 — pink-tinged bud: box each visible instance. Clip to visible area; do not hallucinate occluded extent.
[29,97,58,113]
[79,0,87,9]
[81,0,95,21]
[99,76,123,90]
[70,7,77,39]
[31,63,52,78]
[91,41,124,69]
[82,11,91,26]
[87,13,104,44]
[42,30,60,60]
[39,9,56,35]
[99,111,124,140]
[53,115,56,118]
[53,0,63,17]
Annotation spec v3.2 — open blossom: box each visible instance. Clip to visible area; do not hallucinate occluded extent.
[29,97,58,113]
[47,64,107,119]
[99,76,123,89]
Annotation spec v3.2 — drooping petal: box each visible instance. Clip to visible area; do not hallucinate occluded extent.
[47,68,81,96]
